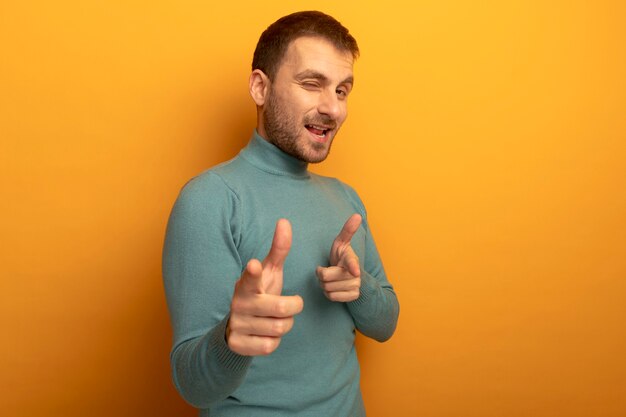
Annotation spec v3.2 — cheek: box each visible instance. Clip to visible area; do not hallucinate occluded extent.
[284,96,312,119]
[338,105,348,123]
[285,86,313,107]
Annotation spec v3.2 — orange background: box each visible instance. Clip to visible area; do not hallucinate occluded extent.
[1,1,625,416]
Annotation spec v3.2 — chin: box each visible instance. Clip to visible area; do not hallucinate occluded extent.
[302,147,331,163]
[305,154,329,164]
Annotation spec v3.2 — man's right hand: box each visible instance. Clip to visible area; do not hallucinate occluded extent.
[226,219,304,356]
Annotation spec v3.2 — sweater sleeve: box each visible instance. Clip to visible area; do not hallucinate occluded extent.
[162,172,252,408]
[341,186,400,342]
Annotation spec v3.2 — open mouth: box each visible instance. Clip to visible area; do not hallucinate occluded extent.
[305,124,331,138]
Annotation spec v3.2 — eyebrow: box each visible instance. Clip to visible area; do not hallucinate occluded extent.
[295,70,354,87]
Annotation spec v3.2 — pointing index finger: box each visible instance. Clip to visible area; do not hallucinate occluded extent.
[334,214,362,245]
[263,218,292,268]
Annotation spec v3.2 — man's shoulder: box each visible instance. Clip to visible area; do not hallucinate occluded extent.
[310,173,365,210]
[311,172,357,193]
[177,157,244,202]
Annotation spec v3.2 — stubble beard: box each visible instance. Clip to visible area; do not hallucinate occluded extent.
[263,89,337,164]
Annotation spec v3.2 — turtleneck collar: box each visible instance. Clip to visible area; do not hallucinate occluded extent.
[239,130,310,179]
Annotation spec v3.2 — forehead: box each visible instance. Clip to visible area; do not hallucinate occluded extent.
[277,36,354,81]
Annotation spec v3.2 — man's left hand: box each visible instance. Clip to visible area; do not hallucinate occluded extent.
[316,214,362,302]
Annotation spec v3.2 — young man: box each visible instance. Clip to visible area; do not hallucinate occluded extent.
[163,11,399,416]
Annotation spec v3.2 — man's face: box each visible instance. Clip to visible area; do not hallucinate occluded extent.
[260,36,354,163]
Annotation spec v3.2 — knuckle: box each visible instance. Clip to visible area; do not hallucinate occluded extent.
[284,318,294,333]
[227,335,242,353]
[261,338,278,355]
[230,299,242,313]
[260,340,272,355]
[294,295,304,311]
[322,270,336,283]
[328,292,340,302]
[230,297,245,313]
[272,319,285,335]
[274,299,287,316]
[228,316,241,331]
[317,269,328,281]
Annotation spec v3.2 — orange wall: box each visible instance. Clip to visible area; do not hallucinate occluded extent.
[1,1,625,416]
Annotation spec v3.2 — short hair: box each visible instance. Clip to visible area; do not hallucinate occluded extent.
[252,11,359,81]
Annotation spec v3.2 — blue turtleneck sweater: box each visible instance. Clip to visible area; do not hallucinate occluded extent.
[163,131,399,416]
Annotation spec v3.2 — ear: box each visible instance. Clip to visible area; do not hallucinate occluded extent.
[249,69,270,106]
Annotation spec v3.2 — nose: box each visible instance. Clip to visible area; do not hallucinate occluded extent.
[317,88,343,121]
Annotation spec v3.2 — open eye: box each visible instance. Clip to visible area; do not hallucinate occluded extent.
[336,88,349,99]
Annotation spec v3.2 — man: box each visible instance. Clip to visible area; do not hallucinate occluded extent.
[163,11,399,416]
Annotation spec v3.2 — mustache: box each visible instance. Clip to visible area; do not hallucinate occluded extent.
[303,115,337,129]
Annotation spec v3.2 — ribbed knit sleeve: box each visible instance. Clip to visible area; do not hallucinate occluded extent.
[347,227,400,342]
[341,185,400,342]
[162,172,250,408]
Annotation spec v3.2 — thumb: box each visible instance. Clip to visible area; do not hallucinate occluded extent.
[346,252,361,277]
[339,247,361,277]
[263,218,292,268]
[239,258,264,293]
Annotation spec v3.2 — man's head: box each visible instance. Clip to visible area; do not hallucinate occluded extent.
[252,11,359,82]
[249,11,359,163]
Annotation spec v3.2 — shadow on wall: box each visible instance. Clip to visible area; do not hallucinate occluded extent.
[145,85,255,414]
[212,91,257,161]
[176,80,256,173]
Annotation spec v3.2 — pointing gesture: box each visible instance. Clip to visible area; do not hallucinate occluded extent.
[227,219,304,356]
[316,214,362,302]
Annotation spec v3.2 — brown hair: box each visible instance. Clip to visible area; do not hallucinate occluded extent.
[252,11,359,81]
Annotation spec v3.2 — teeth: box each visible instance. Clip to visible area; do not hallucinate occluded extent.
[307,124,329,130]
[305,124,330,138]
